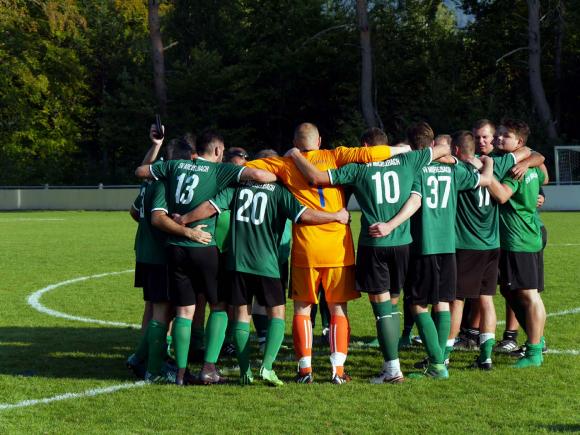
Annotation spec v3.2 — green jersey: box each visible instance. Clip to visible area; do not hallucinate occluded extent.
[455,153,516,250]
[211,182,307,278]
[215,211,232,253]
[411,160,480,255]
[134,181,167,264]
[329,148,433,247]
[150,158,244,248]
[499,167,545,252]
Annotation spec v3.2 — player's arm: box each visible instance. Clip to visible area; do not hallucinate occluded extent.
[173,201,218,226]
[239,167,277,183]
[431,142,451,161]
[151,210,212,244]
[368,193,421,238]
[129,205,140,222]
[477,155,494,187]
[487,175,515,205]
[285,148,331,185]
[298,207,350,225]
[539,163,549,185]
[141,124,165,165]
[512,146,532,163]
[510,150,545,181]
[135,164,154,179]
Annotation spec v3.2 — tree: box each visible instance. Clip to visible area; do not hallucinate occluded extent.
[528,0,558,140]
[356,0,380,129]
[148,0,167,116]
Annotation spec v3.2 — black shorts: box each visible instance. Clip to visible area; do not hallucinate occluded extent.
[499,250,543,292]
[139,263,169,303]
[165,245,222,306]
[355,244,409,295]
[134,262,145,288]
[456,248,499,299]
[229,272,286,308]
[404,253,457,305]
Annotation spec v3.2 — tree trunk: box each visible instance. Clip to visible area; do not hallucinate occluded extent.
[554,0,564,133]
[527,0,558,140]
[356,0,379,128]
[148,0,167,116]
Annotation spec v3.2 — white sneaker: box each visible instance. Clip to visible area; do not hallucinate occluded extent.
[370,370,404,384]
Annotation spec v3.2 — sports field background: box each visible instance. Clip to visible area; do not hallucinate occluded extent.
[0,211,579,433]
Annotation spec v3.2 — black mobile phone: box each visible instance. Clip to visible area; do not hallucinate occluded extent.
[154,114,164,139]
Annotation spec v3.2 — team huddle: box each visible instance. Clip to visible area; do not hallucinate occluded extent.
[126,118,548,386]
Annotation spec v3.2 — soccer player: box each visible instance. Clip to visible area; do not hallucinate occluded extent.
[403,122,492,379]
[449,130,531,369]
[135,130,276,385]
[246,122,410,383]
[288,127,451,383]
[486,119,549,368]
[175,182,349,385]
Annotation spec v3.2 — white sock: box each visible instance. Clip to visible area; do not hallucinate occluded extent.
[480,333,495,345]
[446,338,455,347]
[298,357,311,369]
[383,359,401,377]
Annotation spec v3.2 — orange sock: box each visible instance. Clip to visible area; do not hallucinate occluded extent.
[329,315,349,377]
[293,314,312,375]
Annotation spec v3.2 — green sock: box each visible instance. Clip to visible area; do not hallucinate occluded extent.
[134,324,150,362]
[432,311,451,354]
[190,326,205,351]
[371,301,395,362]
[146,320,168,375]
[233,321,251,374]
[172,317,192,369]
[415,312,443,364]
[479,338,496,363]
[263,318,285,370]
[204,310,228,364]
[384,313,401,361]
[224,319,234,345]
[252,313,269,344]
[514,342,543,368]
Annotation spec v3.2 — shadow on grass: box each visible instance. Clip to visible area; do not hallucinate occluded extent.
[0,326,141,381]
[536,424,580,432]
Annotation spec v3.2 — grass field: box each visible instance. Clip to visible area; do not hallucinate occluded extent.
[0,211,579,434]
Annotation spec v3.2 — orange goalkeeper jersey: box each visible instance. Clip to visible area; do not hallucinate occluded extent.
[245,146,393,267]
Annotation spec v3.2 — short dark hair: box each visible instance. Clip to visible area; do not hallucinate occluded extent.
[197,129,224,156]
[360,128,389,147]
[452,130,475,157]
[224,147,249,162]
[501,118,530,145]
[472,119,495,132]
[165,134,195,160]
[406,121,434,150]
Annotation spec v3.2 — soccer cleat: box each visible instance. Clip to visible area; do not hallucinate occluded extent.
[331,373,352,384]
[260,367,284,387]
[365,338,380,348]
[509,345,526,358]
[220,342,237,358]
[494,338,519,353]
[239,369,254,386]
[425,363,449,379]
[144,371,171,384]
[454,332,478,350]
[199,366,225,385]
[513,342,543,368]
[411,335,423,345]
[398,335,412,349]
[294,372,314,384]
[470,356,493,371]
[413,357,430,369]
[369,370,404,384]
[126,354,146,380]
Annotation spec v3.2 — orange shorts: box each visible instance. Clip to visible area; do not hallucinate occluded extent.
[290,265,359,304]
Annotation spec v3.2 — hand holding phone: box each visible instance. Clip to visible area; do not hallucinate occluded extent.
[153,114,164,140]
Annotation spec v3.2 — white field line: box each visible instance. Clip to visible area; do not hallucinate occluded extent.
[0,382,146,411]
[497,306,580,325]
[548,243,580,246]
[27,270,140,329]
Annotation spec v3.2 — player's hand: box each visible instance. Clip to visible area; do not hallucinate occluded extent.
[368,222,392,238]
[149,124,164,147]
[336,208,350,225]
[284,147,301,158]
[537,194,545,208]
[510,161,529,181]
[172,213,184,226]
[468,156,483,170]
[186,224,211,244]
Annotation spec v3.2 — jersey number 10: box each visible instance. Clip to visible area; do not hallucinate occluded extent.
[371,171,400,204]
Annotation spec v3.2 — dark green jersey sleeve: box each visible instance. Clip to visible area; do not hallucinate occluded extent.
[402,148,433,173]
[492,153,516,179]
[502,174,520,194]
[210,187,236,212]
[216,163,245,190]
[455,162,480,191]
[278,186,308,223]
[411,176,423,196]
[150,180,168,213]
[329,163,364,186]
[150,160,169,180]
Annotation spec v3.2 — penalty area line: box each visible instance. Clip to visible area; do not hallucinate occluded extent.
[0,381,146,411]
[27,270,140,329]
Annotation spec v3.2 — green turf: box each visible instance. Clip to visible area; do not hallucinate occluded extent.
[0,211,579,433]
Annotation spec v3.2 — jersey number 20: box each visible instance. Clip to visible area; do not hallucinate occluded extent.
[236,189,267,225]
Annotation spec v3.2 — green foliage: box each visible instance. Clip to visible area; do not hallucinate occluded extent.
[0,0,579,184]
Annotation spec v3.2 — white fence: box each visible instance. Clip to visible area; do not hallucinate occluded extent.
[0,184,579,211]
